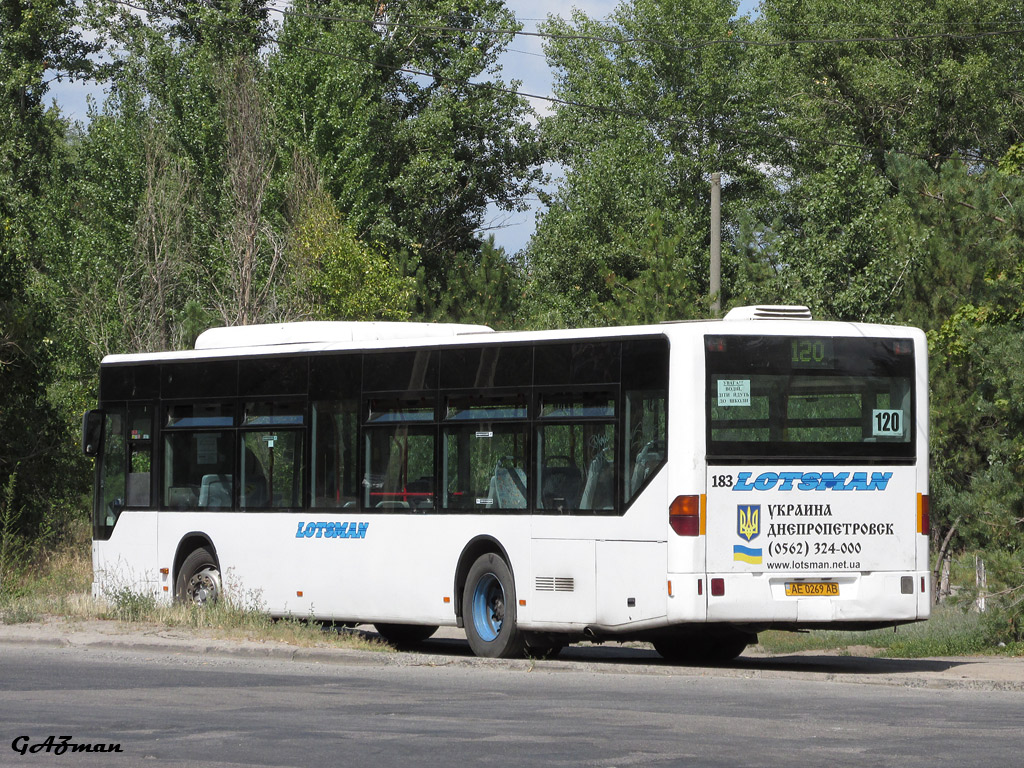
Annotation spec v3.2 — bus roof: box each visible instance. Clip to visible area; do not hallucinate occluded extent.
[98,308,923,366]
[194,321,494,350]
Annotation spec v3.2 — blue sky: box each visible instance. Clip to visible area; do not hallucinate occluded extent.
[50,0,760,254]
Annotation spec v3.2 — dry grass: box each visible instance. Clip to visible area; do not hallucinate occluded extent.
[0,526,393,652]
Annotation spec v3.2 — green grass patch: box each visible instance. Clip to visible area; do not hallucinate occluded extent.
[757,604,997,658]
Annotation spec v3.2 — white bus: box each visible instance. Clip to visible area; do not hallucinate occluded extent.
[82,305,930,661]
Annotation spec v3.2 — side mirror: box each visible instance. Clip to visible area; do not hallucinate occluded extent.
[82,410,104,457]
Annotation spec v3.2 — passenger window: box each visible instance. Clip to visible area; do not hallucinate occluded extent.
[363,399,435,509]
[444,426,528,511]
[126,405,153,508]
[312,400,359,508]
[240,431,303,509]
[364,426,435,509]
[536,393,616,513]
[624,391,667,502]
[163,430,235,509]
[240,402,305,509]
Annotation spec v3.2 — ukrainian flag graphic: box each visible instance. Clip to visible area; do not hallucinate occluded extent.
[733,544,763,564]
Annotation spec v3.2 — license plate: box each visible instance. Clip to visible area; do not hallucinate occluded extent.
[785,582,839,597]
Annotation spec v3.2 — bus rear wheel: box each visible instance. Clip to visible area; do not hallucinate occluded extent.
[653,630,754,665]
[525,637,565,659]
[463,553,525,659]
[374,623,438,648]
[175,547,221,606]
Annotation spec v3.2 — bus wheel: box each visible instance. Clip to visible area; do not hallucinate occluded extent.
[374,623,438,648]
[463,553,526,659]
[653,631,754,665]
[175,547,221,606]
[525,637,565,659]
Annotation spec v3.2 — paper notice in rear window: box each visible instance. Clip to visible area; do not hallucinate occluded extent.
[717,379,751,407]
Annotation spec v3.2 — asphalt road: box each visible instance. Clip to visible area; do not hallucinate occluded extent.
[2,642,1022,768]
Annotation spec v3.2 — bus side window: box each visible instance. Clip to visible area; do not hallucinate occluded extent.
[443,426,528,511]
[126,405,153,508]
[364,426,435,509]
[442,395,528,512]
[240,401,306,509]
[164,431,235,510]
[162,403,235,510]
[312,400,359,508]
[625,391,666,502]
[95,409,126,539]
[536,394,615,513]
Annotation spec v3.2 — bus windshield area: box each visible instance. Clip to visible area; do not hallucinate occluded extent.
[705,334,916,461]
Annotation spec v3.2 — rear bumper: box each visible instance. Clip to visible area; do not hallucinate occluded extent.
[698,570,930,626]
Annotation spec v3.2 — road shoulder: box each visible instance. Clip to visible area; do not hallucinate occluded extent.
[2,617,1023,691]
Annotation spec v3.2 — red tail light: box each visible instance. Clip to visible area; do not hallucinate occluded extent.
[669,495,701,536]
[917,493,930,536]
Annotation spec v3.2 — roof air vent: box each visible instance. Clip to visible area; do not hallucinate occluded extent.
[723,305,812,321]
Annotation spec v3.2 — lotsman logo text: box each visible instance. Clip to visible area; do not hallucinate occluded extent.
[295,521,369,539]
[731,471,892,492]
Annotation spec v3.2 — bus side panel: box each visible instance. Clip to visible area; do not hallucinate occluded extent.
[158,512,532,626]
[527,538,595,628]
[915,330,932,620]
[527,469,671,631]
[93,511,160,599]
[595,540,666,626]
[665,332,708,623]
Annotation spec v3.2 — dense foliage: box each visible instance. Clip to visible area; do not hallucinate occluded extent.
[2,0,1024,639]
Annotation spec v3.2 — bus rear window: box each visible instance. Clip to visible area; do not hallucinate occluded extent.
[705,335,916,460]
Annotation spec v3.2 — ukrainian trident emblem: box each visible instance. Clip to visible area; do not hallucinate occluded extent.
[737,504,760,542]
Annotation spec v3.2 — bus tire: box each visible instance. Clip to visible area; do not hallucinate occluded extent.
[175,547,221,606]
[463,553,525,659]
[374,623,438,648]
[525,638,565,659]
[653,631,754,665]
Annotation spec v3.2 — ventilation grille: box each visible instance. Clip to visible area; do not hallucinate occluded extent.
[535,576,575,592]
[723,305,812,321]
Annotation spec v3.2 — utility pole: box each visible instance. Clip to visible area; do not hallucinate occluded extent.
[710,172,721,317]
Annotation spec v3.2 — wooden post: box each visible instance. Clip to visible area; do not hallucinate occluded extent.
[710,172,721,317]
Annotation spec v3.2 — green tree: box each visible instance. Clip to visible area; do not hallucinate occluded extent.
[527,0,762,326]
[742,0,1024,321]
[270,0,543,298]
[74,0,294,348]
[0,0,101,556]
[892,155,1024,637]
[419,235,526,329]
[528,0,745,325]
[598,211,708,325]
[290,192,413,320]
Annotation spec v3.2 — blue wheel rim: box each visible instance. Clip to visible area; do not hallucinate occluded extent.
[471,573,504,642]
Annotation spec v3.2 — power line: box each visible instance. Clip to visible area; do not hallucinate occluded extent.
[267,33,983,165]
[103,0,1004,165]
[263,5,1024,54]
[108,1,1024,56]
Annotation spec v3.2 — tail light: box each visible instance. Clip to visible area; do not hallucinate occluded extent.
[917,493,930,535]
[669,495,701,536]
